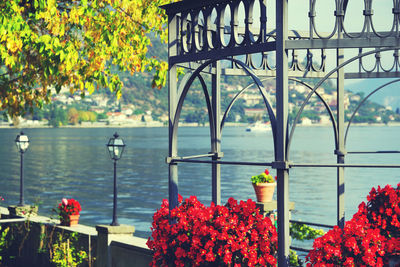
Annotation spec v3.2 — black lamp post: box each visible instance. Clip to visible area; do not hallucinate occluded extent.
[15,132,29,206]
[106,132,125,226]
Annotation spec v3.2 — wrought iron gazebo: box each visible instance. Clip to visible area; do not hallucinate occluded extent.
[161,0,400,265]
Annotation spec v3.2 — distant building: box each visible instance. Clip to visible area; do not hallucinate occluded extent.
[319,115,331,125]
[92,95,108,107]
[244,108,267,117]
[350,94,361,102]
[242,94,262,106]
[90,108,105,114]
[159,114,169,122]
[122,108,133,116]
[301,117,313,125]
[106,112,127,123]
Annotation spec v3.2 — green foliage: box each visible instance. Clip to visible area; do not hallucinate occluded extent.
[78,110,96,123]
[184,110,208,125]
[68,108,79,125]
[251,170,275,185]
[49,104,68,127]
[0,0,176,117]
[221,97,245,122]
[0,222,29,266]
[289,250,302,266]
[287,222,325,266]
[96,112,107,120]
[50,232,88,267]
[0,201,91,267]
[0,226,10,264]
[290,222,325,241]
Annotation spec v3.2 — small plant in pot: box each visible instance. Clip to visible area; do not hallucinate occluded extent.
[57,198,81,226]
[251,169,276,202]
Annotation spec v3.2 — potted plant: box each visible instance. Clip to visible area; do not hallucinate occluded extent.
[58,198,81,226]
[251,169,276,203]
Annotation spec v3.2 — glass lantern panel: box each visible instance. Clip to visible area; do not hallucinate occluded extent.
[114,147,120,158]
[20,142,29,151]
[15,142,22,151]
[114,138,124,146]
[107,147,114,159]
[19,135,29,142]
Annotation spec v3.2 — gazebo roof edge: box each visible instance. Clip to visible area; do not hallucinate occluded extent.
[160,0,232,15]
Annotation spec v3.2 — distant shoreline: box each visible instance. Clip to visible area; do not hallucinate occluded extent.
[2,121,400,129]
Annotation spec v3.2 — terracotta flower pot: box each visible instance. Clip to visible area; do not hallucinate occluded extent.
[61,214,80,226]
[252,182,276,202]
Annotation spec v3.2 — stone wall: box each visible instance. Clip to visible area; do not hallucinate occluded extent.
[0,206,153,267]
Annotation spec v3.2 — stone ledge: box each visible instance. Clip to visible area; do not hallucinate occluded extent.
[110,239,152,256]
[96,224,135,235]
[58,223,98,235]
[112,235,149,249]
[0,206,9,216]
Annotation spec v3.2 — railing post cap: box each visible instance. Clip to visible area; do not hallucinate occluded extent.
[96,224,135,235]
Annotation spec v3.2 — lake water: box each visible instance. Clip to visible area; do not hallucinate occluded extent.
[0,126,399,241]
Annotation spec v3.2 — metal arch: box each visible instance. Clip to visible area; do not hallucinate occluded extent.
[359,50,379,73]
[220,77,277,156]
[287,47,400,161]
[221,77,274,129]
[344,78,400,145]
[309,0,339,39]
[180,73,215,143]
[341,0,368,39]
[286,78,339,160]
[177,71,195,101]
[219,59,278,144]
[172,57,278,154]
[378,51,398,73]
[309,49,326,72]
[172,72,215,148]
[219,76,337,160]
[370,4,397,38]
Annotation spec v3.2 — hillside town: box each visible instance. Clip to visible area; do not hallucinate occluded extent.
[1,81,399,128]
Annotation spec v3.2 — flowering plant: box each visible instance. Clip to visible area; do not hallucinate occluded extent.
[306,213,386,266]
[251,169,276,185]
[361,183,400,240]
[147,196,278,267]
[57,198,81,217]
[357,183,400,256]
[306,183,400,266]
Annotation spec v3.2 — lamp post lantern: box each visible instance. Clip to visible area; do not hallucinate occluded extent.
[15,132,29,206]
[106,132,125,226]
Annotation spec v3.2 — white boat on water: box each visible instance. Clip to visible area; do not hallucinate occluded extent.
[245,121,271,132]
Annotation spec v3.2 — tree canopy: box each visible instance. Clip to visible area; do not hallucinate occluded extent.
[0,0,175,117]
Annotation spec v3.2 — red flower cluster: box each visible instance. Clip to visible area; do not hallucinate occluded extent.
[306,214,386,266]
[306,183,400,266]
[362,183,400,240]
[147,196,278,267]
[58,198,81,216]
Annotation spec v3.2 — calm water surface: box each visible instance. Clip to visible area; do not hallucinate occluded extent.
[0,126,399,240]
